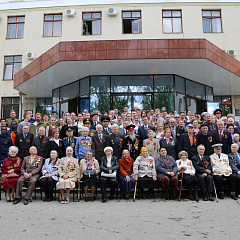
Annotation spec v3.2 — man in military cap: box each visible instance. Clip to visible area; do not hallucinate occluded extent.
[210,143,237,200]
[63,127,77,157]
[91,113,102,131]
[101,116,112,136]
[83,118,95,137]
[214,109,222,122]
[122,124,141,160]
[197,123,216,156]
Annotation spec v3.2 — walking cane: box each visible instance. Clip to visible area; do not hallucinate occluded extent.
[133,180,137,202]
[213,179,218,203]
[179,169,184,201]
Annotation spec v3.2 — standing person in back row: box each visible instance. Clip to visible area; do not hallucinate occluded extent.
[138,116,155,144]
[30,113,46,137]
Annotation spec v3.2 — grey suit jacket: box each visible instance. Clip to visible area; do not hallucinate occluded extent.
[32,135,49,158]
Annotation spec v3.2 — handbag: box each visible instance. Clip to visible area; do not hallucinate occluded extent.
[7,173,19,179]
[101,171,117,178]
[83,170,97,179]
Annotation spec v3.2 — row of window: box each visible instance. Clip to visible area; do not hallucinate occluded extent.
[6,9,222,39]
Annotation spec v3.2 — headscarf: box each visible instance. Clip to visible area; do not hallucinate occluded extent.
[121,149,131,163]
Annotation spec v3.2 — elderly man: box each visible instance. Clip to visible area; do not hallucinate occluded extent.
[30,113,46,137]
[122,125,141,160]
[13,146,43,205]
[75,127,92,160]
[212,121,232,154]
[15,125,34,161]
[169,118,184,141]
[6,110,20,127]
[118,119,130,138]
[210,143,237,200]
[32,127,49,158]
[228,143,240,197]
[0,126,13,165]
[107,124,123,160]
[192,144,214,201]
[92,124,107,163]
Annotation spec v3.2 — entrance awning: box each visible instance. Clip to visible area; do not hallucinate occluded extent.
[14,39,240,98]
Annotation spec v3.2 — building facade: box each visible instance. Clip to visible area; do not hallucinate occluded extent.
[1,0,240,118]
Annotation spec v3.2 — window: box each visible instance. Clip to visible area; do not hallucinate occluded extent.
[2,97,20,119]
[122,11,141,34]
[202,10,222,33]
[162,10,182,33]
[7,16,25,39]
[3,56,22,80]
[36,98,52,115]
[44,14,62,37]
[82,12,101,35]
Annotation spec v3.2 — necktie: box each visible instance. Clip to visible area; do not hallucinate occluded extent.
[94,122,96,127]
[236,154,240,164]
[99,134,102,142]
[218,155,221,159]
[24,134,26,139]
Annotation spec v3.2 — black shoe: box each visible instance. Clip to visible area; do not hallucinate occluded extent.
[109,195,114,200]
[13,198,20,205]
[209,193,214,201]
[195,195,199,202]
[85,197,89,202]
[24,199,29,205]
[90,196,94,202]
[189,194,194,201]
[231,193,238,200]
[219,192,224,199]
[47,197,53,202]
[43,197,48,202]
[203,195,208,201]
[102,198,107,203]
[164,196,169,200]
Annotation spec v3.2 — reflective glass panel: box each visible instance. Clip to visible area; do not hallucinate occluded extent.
[206,86,213,101]
[186,80,205,99]
[176,93,186,113]
[113,95,131,113]
[172,18,182,33]
[53,88,59,103]
[155,93,174,113]
[90,93,110,113]
[60,81,79,101]
[203,18,211,32]
[154,75,174,92]
[163,18,172,33]
[80,77,89,95]
[212,18,222,32]
[91,76,110,93]
[111,76,153,92]
[175,76,185,94]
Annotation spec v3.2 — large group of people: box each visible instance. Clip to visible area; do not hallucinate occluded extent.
[1,107,240,205]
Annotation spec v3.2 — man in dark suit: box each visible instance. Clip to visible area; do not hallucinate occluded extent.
[212,121,232,154]
[13,146,43,205]
[169,118,184,141]
[178,124,197,159]
[92,124,107,164]
[192,144,214,201]
[15,125,34,160]
[90,113,102,131]
[118,120,129,139]
[197,123,216,156]
[32,127,49,159]
[106,124,123,160]
[138,116,155,144]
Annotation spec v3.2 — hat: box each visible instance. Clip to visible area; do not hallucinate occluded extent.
[174,114,180,118]
[140,147,148,153]
[66,127,74,131]
[101,116,110,122]
[212,143,223,149]
[91,113,98,117]
[104,146,113,153]
[187,124,193,128]
[126,124,135,130]
[83,118,93,125]
[200,123,209,128]
[214,109,222,115]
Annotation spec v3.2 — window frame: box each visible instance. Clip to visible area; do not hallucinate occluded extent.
[162,10,183,34]
[3,55,22,80]
[6,15,25,39]
[122,10,142,34]
[202,10,223,33]
[43,13,63,37]
[1,97,20,118]
[82,12,102,35]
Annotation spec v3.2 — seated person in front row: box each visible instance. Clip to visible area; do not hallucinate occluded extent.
[100,147,119,203]
[57,147,79,204]
[40,150,60,202]
[133,147,157,199]
[13,146,43,205]
[191,144,214,201]
[155,147,178,200]
[176,151,199,202]
[210,143,237,200]
[78,150,100,202]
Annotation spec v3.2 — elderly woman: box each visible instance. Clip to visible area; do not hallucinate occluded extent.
[79,150,100,202]
[40,150,60,202]
[100,147,119,203]
[133,147,157,199]
[176,151,199,201]
[233,133,240,152]
[226,123,235,142]
[155,147,178,200]
[0,146,21,202]
[57,147,79,204]
[118,149,135,200]
[143,130,160,160]
[45,128,64,159]
[160,128,178,160]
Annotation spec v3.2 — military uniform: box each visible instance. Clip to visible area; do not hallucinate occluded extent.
[122,135,141,160]
[63,136,77,157]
